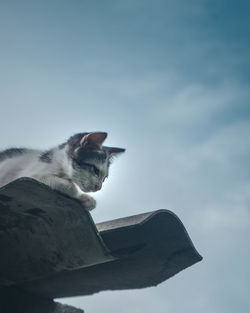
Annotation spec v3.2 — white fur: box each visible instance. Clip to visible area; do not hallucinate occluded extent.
[0,148,64,184]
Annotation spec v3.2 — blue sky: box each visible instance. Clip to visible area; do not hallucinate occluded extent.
[0,1,250,313]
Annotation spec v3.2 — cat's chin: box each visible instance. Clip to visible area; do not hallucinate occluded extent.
[73,182,92,193]
[83,188,97,193]
[79,185,96,193]
[82,187,100,193]
[79,186,90,193]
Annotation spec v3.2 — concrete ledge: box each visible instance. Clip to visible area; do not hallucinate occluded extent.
[0,178,202,310]
[0,287,83,313]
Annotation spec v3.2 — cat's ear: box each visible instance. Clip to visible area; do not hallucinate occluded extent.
[80,132,107,148]
[106,147,126,158]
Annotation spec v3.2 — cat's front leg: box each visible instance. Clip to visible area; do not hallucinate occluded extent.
[33,175,78,198]
[77,194,96,211]
[33,175,96,211]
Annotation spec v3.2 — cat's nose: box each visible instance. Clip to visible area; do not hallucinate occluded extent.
[94,184,101,191]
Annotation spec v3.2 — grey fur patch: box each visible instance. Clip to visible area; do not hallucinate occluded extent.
[67,133,89,159]
[75,149,107,164]
[67,132,108,164]
[40,150,53,163]
[0,148,27,162]
[57,169,68,179]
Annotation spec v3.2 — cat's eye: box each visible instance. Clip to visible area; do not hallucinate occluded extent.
[93,166,100,176]
[76,160,100,176]
[83,163,100,176]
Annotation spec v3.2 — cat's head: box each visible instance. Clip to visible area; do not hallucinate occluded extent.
[67,132,125,192]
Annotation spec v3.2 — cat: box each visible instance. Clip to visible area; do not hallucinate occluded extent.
[0,132,125,211]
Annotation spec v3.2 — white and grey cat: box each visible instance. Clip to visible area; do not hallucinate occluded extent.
[0,132,125,211]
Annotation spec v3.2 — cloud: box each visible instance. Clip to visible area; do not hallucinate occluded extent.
[61,79,250,313]
[1,1,250,312]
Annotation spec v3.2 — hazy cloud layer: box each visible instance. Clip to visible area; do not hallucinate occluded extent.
[0,1,249,313]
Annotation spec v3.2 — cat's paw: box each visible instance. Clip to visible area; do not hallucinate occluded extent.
[77,194,96,211]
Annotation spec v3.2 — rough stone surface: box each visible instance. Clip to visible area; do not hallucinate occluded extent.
[0,287,84,313]
[0,178,202,312]
[0,178,114,286]
[19,210,202,298]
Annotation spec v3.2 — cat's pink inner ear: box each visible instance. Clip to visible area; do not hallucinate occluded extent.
[107,147,126,157]
[80,132,107,147]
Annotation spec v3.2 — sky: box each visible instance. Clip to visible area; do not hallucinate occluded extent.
[0,0,250,312]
